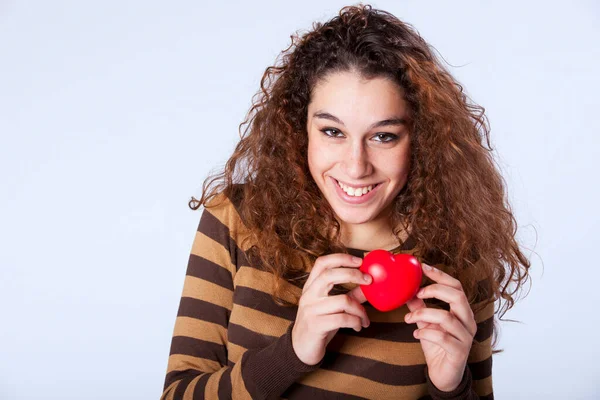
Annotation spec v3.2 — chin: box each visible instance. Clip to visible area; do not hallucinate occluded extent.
[331,206,378,225]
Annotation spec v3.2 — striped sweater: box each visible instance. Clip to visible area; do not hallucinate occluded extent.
[161,185,495,399]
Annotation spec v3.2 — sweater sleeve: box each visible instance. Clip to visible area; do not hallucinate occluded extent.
[425,292,495,400]
[160,198,321,400]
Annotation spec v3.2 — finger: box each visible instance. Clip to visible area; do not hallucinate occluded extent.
[306,266,370,298]
[413,328,465,359]
[416,284,477,337]
[405,308,471,343]
[315,294,370,328]
[421,263,462,290]
[304,253,362,292]
[348,284,368,304]
[405,297,433,330]
[317,313,364,333]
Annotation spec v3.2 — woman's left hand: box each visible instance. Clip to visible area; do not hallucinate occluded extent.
[404,263,477,392]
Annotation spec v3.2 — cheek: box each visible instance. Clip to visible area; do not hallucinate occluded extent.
[381,147,410,181]
[307,140,318,173]
[307,136,326,180]
[307,138,335,172]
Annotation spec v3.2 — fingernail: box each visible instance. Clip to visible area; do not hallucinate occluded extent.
[423,264,433,271]
[353,256,362,264]
[363,274,372,283]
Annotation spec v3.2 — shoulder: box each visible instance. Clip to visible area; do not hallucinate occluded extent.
[201,183,253,252]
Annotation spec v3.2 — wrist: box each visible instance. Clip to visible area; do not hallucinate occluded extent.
[425,365,472,399]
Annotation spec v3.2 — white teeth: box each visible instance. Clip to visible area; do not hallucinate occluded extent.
[336,180,375,197]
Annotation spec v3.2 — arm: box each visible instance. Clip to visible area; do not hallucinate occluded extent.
[160,196,320,400]
[425,291,495,399]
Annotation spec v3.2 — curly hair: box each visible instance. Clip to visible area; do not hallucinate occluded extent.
[189,3,532,355]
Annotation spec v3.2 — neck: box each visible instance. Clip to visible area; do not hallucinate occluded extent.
[338,208,406,252]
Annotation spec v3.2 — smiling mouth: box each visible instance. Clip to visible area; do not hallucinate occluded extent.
[334,178,381,197]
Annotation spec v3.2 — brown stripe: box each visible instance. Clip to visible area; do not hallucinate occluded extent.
[235,266,302,305]
[167,353,221,376]
[282,382,368,399]
[417,391,494,400]
[204,368,226,396]
[186,254,233,290]
[472,377,494,398]
[319,351,427,385]
[233,245,249,273]
[169,336,228,365]
[196,206,249,272]
[192,374,210,399]
[415,373,494,399]
[326,334,425,366]
[172,376,195,400]
[197,208,233,253]
[230,284,491,347]
[233,286,297,321]
[475,316,494,342]
[223,360,253,400]
[177,297,230,328]
[228,322,280,350]
[228,322,471,388]
[469,356,493,380]
[229,322,491,387]
[191,230,237,278]
[181,375,202,400]
[218,368,232,399]
[227,297,491,346]
[296,368,428,398]
[164,370,199,393]
[162,380,179,397]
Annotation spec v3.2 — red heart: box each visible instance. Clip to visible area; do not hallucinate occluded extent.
[359,249,422,312]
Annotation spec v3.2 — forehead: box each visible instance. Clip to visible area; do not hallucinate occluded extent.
[308,71,408,122]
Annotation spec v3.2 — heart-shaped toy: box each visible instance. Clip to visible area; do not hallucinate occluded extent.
[359,249,423,312]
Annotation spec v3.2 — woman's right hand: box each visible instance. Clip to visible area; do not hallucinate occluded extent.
[291,253,372,366]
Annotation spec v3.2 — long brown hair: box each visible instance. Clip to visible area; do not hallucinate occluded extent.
[190,3,532,355]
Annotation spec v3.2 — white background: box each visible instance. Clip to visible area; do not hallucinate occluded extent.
[1,1,598,399]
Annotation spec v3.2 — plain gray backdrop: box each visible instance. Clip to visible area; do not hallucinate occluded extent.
[1,1,598,399]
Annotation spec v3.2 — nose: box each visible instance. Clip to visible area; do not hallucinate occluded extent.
[342,140,373,179]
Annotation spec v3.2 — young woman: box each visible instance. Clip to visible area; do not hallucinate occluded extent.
[161,4,531,399]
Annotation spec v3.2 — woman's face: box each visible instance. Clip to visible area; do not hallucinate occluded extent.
[306,70,411,227]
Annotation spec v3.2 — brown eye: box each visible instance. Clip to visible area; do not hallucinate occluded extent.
[373,133,399,143]
[320,128,344,138]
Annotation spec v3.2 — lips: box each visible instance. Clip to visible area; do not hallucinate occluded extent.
[330,176,381,204]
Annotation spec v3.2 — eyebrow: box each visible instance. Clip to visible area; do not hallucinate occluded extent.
[312,111,407,130]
